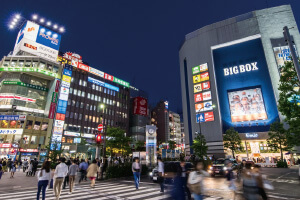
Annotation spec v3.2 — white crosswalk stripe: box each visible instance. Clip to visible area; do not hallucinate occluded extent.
[0,180,226,200]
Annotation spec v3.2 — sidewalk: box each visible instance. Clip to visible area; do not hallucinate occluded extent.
[0,171,38,191]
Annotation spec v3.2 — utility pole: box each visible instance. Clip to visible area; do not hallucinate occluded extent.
[283,26,300,82]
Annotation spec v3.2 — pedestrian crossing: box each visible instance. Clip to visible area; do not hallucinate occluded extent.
[0,180,224,200]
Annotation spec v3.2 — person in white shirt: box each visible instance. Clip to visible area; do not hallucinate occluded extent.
[157,157,164,192]
[188,161,209,200]
[54,157,69,200]
[36,161,51,200]
[132,157,141,189]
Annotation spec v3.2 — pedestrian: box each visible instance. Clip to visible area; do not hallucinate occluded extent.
[53,157,69,200]
[36,161,51,200]
[157,157,164,193]
[32,158,39,176]
[180,160,192,200]
[7,158,12,172]
[242,163,259,200]
[23,159,28,172]
[2,158,6,172]
[253,165,268,200]
[226,162,236,200]
[132,157,141,190]
[79,159,88,183]
[87,159,98,188]
[237,159,247,180]
[68,159,79,194]
[172,164,185,200]
[63,159,71,189]
[27,160,33,176]
[10,161,16,178]
[187,161,209,200]
[0,163,3,180]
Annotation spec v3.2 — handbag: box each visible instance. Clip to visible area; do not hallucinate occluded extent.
[187,182,201,195]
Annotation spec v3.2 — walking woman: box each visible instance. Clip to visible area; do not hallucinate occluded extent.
[86,160,98,188]
[36,161,51,200]
[10,161,17,178]
[132,157,141,190]
[187,161,209,200]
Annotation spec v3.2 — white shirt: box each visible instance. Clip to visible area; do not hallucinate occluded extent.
[37,169,51,181]
[158,161,164,175]
[54,163,68,178]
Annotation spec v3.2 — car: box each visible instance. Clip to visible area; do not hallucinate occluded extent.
[208,159,227,176]
[149,161,194,183]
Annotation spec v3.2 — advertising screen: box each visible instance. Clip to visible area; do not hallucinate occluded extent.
[212,37,279,132]
[228,87,268,122]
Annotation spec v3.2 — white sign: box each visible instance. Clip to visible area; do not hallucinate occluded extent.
[82,134,94,138]
[64,131,80,137]
[202,91,212,101]
[61,81,70,88]
[54,120,64,127]
[224,62,258,76]
[90,67,104,78]
[203,101,213,111]
[0,129,23,135]
[246,133,258,138]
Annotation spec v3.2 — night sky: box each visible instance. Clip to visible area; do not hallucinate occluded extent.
[0,0,300,112]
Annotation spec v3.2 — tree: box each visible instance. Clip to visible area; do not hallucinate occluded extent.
[135,140,145,151]
[267,122,292,161]
[223,127,243,158]
[191,134,208,160]
[45,140,64,169]
[278,60,300,147]
[106,127,132,156]
[168,140,176,150]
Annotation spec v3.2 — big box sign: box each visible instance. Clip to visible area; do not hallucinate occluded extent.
[212,37,279,133]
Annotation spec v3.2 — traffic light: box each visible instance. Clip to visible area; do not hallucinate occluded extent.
[96,134,101,144]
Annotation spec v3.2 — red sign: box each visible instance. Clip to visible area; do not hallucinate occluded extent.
[133,97,148,116]
[0,143,12,148]
[200,72,209,82]
[104,73,114,82]
[19,149,38,152]
[24,43,37,50]
[204,112,214,122]
[98,124,103,132]
[64,52,82,62]
[77,63,89,72]
[194,93,203,103]
[0,95,36,102]
[55,80,61,92]
[202,81,210,90]
[48,103,56,119]
[56,113,66,121]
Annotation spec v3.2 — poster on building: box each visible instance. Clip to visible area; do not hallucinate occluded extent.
[133,97,148,116]
[193,75,201,83]
[203,101,213,111]
[202,81,210,90]
[192,66,200,74]
[200,72,209,82]
[194,84,202,93]
[202,91,212,101]
[227,88,268,122]
[200,63,208,72]
[195,103,204,112]
[194,93,203,103]
[204,112,214,122]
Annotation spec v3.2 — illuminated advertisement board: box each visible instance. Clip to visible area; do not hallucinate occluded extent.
[133,97,148,116]
[88,77,119,92]
[193,75,201,83]
[212,38,279,132]
[194,84,202,93]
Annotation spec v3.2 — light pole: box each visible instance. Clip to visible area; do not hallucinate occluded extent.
[99,104,105,158]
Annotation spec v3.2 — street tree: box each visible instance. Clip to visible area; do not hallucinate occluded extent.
[267,121,292,161]
[106,127,132,156]
[168,140,176,150]
[223,127,243,158]
[191,134,208,160]
[278,60,300,146]
[45,140,64,169]
[135,140,145,151]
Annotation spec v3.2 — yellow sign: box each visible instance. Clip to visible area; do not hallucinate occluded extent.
[193,75,201,83]
[194,84,202,93]
[62,75,71,83]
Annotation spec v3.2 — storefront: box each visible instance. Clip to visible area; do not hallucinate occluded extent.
[19,148,39,161]
[0,143,19,160]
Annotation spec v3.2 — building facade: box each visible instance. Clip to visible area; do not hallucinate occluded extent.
[151,100,169,143]
[179,5,300,159]
[169,111,182,148]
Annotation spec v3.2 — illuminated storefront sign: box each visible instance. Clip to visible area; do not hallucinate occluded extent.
[64,131,80,137]
[0,67,57,78]
[200,72,209,82]
[89,68,104,77]
[192,66,200,74]
[0,115,26,121]
[0,143,12,148]
[246,133,259,138]
[194,84,202,93]
[223,62,258,76]
[2,81,48,92]
[193,75,201,83]
[0,94,36,102]
[133,97,148,116]
[200,63,208,72]
[104,73,114,82]
[62,75,71,83]
[57,55,71,65]
[194,93,203,102]
[202,91,212,101]
[19,148,38,152]
[88,77,119,92]
[113,77,130,87]
[202,81,210,90]
[77,63,89,71]
[0,129,23,135]
[204,112,214,122]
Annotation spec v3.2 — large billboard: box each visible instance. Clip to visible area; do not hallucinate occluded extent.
[133,97,148,116]
[212,38,279,133]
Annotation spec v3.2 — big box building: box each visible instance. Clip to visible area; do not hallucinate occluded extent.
[180,5,300,159]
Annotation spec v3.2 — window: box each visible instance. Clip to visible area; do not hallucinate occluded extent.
[77,90,81,96]
[81,91,85,97]
[25,120,33,130]
[30,136,38,145]
[79,80,82,85]
[76,101,79,107]
[85,115,88,121]
[91,94,94,100]
[109,109,111,115]
[68,99,71,105]
[66,111,70,117]
[72,100,75,106]
[80,102,84,108]
[111,120,114,126]
[33,121,41,130]
[93,116,95,123]
[96,117,99,123]
[70,112,74,118]
[98,96,102,102]
[94,105,96,111]
[39,136,45,145]
[14,134,21,144]
[39,62,46,69]
[110,100,112,105]
[73,89,77,95]
[113,91,116,96]
[117,102,119,107]
[89,115,92,122]
[90,105,93,110]
[96,86,99,90]
[87,93,90,99]
[83,81,87,86]
[86,104,89,110]
[69,88,73,93]
[103,98,106,104]
[74,113,78,119]
[71,77,74,82]
[92,84,95,90]
[23,135,30,144]
[79,114,82,120]
[104,88,107,94]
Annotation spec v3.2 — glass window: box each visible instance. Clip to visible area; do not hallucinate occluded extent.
[14,134,21,144]
[71,77,74,82]
[79,80,82,85]
[32,61,38,68]
[83,81,87,86]
[47,64,52,71]
[85,115,88,121]
[104,88,107,94]
[39,62,46,70]
[110,100,112,105]
[70,112,74,118]
[93,116,96,123]
[39,136,45,145]
[87,93,90,99]
[86,104,89,110]
[69,88,73,94]
[17,60,24,67]
[73,89,77,95]
[30,136,38,144]
[23,135,30,144]
[76,101,79,107]
[81,91,85,97]
[72,100,75,106]
[96,86,99,90]
[94,105,96,111]
[66,111,70,117]
[99,96,102,102]
[90,105,93,110]
[68,99,71,105]
[33,121,41,130]
[92,84,95,90]
[91,94,94,100]
[25,120,33,130]
[96,117,99,123]
[74,113,78,119]
[79,114,82,120]
[77,90,81,96]
[103,98,106,104]
[89,115,92,122]
[2,59,10,67]
[80,102,84,108]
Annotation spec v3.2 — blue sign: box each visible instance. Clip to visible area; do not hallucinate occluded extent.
[16,22,26,45]
[74,138,81,143]
[63,65,73,76]
[213,38,279,133]
[88,77,119,92]
[36,26,61,50]
[57,100,68,114]
[0,115,22,121]
[196,113,205,123]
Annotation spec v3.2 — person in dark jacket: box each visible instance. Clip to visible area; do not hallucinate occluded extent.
[32,158,39,176]
[63,160,71,189]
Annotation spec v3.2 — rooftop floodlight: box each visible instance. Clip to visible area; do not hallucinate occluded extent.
[53,24,58,29]
[53,33,58,38]
[46,31,52,35]
[11,21,16,25]
[46,21,51,26]
[32,14,38,20]
[40,18,45,23]
[40,28,45,33]
[13,18,18,22]
[59,27,65,33]
[15,14,20,19]
[9,24,14,29]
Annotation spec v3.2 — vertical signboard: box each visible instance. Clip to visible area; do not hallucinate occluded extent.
[146,125,157,167]
[50,64,73,150]
[133,97,148,116]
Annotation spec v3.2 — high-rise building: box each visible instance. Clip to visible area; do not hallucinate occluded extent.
[179,5,300,159]
[169,111,182,147]
[151,100,169,143]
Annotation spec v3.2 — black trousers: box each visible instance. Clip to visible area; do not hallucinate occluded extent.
[258,187,268,200]
[63,176,69,189]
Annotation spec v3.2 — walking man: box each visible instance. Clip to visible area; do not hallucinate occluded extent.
[157,157,165,193]
[132,157,141,190]
[68,160,79,194]
[54,157,69,200]
[79,159,88,183]
[32,158,39,176]
[23,159,28,173]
